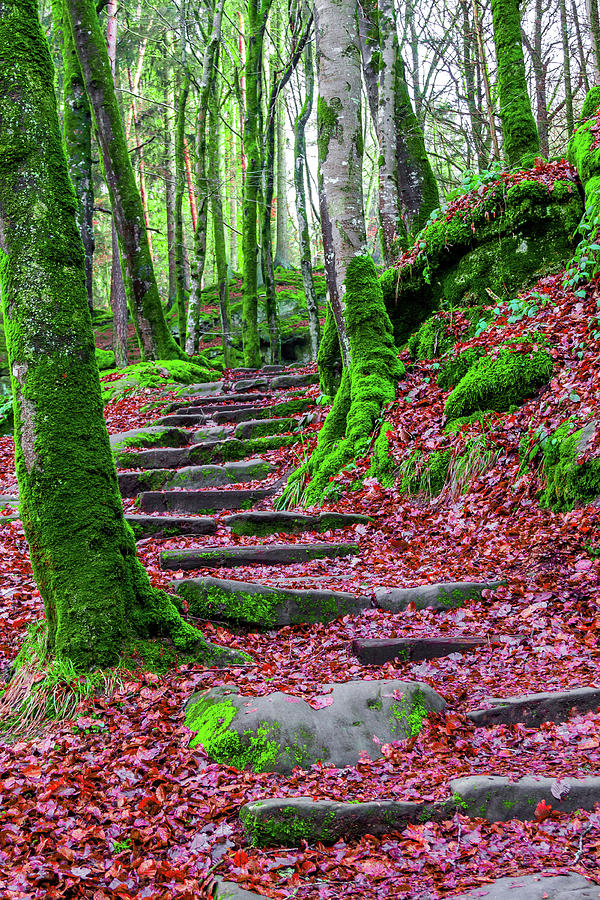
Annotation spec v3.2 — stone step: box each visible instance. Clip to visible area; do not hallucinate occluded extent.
[448,874,600,900]
[109,426,190,451]
[230,365,288,374]
[118,460,276,497]
[215,880,268,900]
[467,686,600,728]
[137,485,279,514]
[212,398,313,425]
[114,435,296,470]
[238,779,600,846]
[450,773,600,822]
[374,580,503,612]
[172,574,370,628]
[184,679,445,772]
[232,378,270,392]
[240,796,456,847]
[188,425,235,442]
[125,514,217,540]
[155,413,208,427]
[223,510,372,536]
[352,635,491,665]
[270,371,319,389]
[161,541,359,570]
[165,393,274,412]
[234,417,297,439]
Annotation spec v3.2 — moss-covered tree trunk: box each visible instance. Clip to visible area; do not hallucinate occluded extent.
[64,0,183,360]
[51,0,95,314]
[0,0,243,671]
[293,38,320,360]
[490,0,539,167]
[314,0,365,368]
[208,92,233,368]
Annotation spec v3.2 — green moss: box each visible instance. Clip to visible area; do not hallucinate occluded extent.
[317,95,343,162]
[437,347,485,390]
[390,689,428,737]
[540,422,600,511]
[444,348,553,422]
[317,301,342,397]
[95,347,115,371]
[190,434,297,464]
[581,86,600,122]
[303,257,404,503]
[101,359,217,401]
[407,315,452,360]
[185,696,284,772]
[367,421,396,486]
[240,417,297,439]
[443,410,496,434]
[240,805,338,848]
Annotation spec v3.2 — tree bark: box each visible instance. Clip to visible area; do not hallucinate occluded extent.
[314,0,365,367]
[185,0,225,357]
[241,0,273,367]
[473,0,500,162]
[589,0,600,81]
[490,0,539,165]
[208,94,233,368]
[460,0,487,172]
[65,0,183,360]
[0,0,242,670]
[164,101,177,310]
[293,38,320,360]
[51,0,95,315]
[174,72,190,349]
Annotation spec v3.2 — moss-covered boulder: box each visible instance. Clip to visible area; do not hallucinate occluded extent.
[540,421,600,511]
[184,679,445,773]
[381,170,583,347]
[100,359,219,402]
[444,348,553,422]
[95,347,115,370]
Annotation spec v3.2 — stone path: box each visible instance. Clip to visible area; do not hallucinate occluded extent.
[109,364,600,891]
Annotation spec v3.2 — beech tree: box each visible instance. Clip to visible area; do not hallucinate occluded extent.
[490,0,539,165]
[64,0,184,360]
[0,0,245,670]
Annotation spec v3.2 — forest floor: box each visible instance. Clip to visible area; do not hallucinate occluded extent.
[0,267,600,898]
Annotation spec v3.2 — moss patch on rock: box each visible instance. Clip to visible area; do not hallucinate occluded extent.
[540,421,600,511]
[444,348,553,422]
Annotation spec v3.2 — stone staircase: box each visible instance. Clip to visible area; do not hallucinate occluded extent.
[109,365,600,899]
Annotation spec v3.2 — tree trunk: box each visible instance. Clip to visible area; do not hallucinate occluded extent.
[175,73,190,349]
[262,67,282,365]
[208,93,233,368]
[127,70,153,259]
[106,0,128,365]
[241,0,273,367]
[460,0,487,172]
[164,102,177,310]
[573,0,591,94]
[274,99,290,269]
[185,0,225,357]
[293,38,320,360]
[525,0,549,157]
[314,0,365,367]
[0,0,243,670]
[65,0,183,360]
[589,0,600,81]
[473,0,500,162]
[490,0,539,166]
[51,0,95,315]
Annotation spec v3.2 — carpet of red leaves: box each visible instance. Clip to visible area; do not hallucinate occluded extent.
[1,265,600,898]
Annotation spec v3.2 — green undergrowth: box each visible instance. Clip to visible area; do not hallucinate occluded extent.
[398,432,503,499]
[407,315,454,360]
